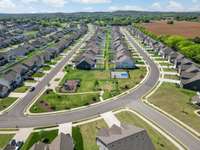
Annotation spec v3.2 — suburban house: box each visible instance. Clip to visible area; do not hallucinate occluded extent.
[0,69,22,97]
[30,133,74,150]
[0,56,8,66]
[180,72,200,91]
[96,124,154,150]
[75,27,104,70]
[0,79,10,97]
[112,26,135,69]
[11,63,29,79]
[128,25,200,92]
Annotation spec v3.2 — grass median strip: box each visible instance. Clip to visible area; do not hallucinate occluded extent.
[148,83,200,133]
[30,90,100,113]
[116,111,178,150]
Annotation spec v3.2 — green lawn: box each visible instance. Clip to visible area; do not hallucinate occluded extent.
[154,57,165,61]
[21,130,58,150]
[148,83,200,133]
[30,90,100,113]
[60,69,111,92]
[60,68,146,100]
[42,65,51,71]
[159,62,172,66]
[164,75,179,80]
[162,68,177,72]
[0,97,17,111]
[0,134,14,149]
[46,61,57,65]
[72,120,107,150]
[104,30,111,70]
[32,72,45,78]
[14,85,30,93]
[116,112,177,150]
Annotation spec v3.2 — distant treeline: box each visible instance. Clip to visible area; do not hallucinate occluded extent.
[0,11,200,25]
[135,24,200,64]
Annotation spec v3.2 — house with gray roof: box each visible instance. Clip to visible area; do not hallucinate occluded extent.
[180,72,200,91]
[30,133,74,150]
[96,124,154,150]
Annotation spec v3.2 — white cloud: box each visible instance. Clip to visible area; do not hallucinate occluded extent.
[43,0,67,7]
[108,5,144,11]
[0,0,16,12]
[192,0,199,3]
[151,2,161,10]
[73,0,111,4]
[167,0,184,11]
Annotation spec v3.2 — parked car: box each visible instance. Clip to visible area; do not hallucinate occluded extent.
[30,87,35,92]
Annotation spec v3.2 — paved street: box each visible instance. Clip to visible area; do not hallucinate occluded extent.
[0,27,199,149]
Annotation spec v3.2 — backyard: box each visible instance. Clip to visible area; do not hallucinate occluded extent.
[148,83,200,133]
[116,111,178,150]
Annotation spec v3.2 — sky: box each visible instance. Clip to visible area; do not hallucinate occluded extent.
[0,0,200,14]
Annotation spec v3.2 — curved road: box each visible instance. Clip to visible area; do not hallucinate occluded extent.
[0,27,199,150]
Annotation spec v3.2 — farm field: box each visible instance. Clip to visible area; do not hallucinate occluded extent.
[142,21,200,38]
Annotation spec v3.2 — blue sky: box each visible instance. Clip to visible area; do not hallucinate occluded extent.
[0,0,200,13]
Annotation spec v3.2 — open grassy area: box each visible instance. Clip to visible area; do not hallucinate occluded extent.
[60,69,110,92]
[60,67,146,100]
[148,83,200,133]
[116,111,177,150]
[0,97,17,111]
[21,130,58,150]
[0,134,14,149]
[14,85,30,93]
[72,119,107,150]
[30,90,100,113]
[164,75,179,80]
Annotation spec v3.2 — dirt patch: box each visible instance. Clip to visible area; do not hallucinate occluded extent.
[142,21,200,38]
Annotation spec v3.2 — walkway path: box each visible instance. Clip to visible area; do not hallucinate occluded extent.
[101,111,121,127]
[13,128,33,142]
[58,123,72,135]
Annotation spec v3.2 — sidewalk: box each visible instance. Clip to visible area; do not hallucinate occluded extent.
[58,122,72,135]
[13,128,33,142]
[8,92,26,98]
[159,78,181,84]
[101,111,121,127]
